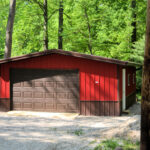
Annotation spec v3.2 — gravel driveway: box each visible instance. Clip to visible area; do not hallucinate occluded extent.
[0,105,140,150]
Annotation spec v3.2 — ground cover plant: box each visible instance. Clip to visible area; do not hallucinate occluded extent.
[94,138,140,150]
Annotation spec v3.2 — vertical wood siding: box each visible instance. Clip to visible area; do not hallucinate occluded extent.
[80,101,121,116]
[0,54,118,102]
[0,65,2,98]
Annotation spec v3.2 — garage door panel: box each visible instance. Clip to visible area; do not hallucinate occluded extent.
[33,92,44,98]
[13,83,22,87]
[56,82,68,88]
[45,81,56,87]
[17,99,32,103]
[68,82,78,88]
[56,104,67,110]
[23,81,33,87]
[45,93,56,98]
[68,93,78,99]
[11,69,79,112]
[31,99,46,102]
[56,93,78,100]
[13,98,23,101]
[56,100,78,105]
[33,103,44,109]
[68,104,78,110]
[34,81,44,87]
[23,92,32,98]
[57,93,68,99]
[13,102,22,108]
[13,87,57,93]
[13,91,22,97]
[44,99,54,103]
[45,103,56,109]
[23,102,32,109]
[56,88,78,93]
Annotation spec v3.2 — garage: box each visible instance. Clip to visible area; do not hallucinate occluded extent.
[0,49,137,116]
[10,69,79,112]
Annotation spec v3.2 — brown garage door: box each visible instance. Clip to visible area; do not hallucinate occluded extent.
[10,69,79,112]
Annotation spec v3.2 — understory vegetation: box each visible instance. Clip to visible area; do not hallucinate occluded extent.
[94,138,140,150]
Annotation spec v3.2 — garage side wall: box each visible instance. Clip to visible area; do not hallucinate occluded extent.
[0,54,120,115]
[125,66,136,108]
[119,66,136,110]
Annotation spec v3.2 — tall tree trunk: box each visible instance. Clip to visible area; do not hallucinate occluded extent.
[84,7,92,55]
[58,0,63,49]
[4,0,16,58]
[43,0,48,50]
[131,0,137,44]
[141,0,150,149]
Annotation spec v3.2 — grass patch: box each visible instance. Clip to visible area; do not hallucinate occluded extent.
[94,139,140,150]
[89,140,97,145]
[67,129,84,136]
[74,129,84,136]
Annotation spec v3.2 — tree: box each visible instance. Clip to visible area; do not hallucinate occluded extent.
[84,5,93,54]
[58,0,63,49]
[131,0,137,44]
[0,0,9,58]
[0,0,147,60]
[141,0,150,149]
[43,0,48,50]
[28,0,49,50]
[4,0,16,58]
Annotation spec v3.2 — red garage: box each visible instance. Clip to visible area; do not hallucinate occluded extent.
[0,50,137,116]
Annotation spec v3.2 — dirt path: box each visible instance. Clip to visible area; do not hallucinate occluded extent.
[0,104,140,150]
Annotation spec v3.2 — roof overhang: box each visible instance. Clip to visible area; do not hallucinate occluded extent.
[0,49,142,67]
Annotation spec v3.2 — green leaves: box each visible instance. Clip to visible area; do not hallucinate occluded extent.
[0,0,147,60]
[11,0,44,56]
[94,138,140,150]
[0,0,9,57]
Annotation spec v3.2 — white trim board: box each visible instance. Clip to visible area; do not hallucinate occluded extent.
[122,68,126,111]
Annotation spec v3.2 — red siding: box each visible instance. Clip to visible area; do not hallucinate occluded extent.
[0,54,118,101]
[100,66,105,101]
[0,65,2,98]
[95,75,100,100]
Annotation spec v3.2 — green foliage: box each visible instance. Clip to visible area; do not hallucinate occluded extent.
[67,129,84,136]
[94,139,140,150]
[0,0,147,58]
[74,129,84,136]
[130,36,145,92]
[131,36,145,64]
[12,0,44,56]
[63,0,135,58]
[0,0,9,58]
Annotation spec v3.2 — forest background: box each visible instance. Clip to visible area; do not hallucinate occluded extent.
[0,0,147,93]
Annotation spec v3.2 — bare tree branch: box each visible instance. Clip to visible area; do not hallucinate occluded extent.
[48,9,59,20]
[27,0,44,12]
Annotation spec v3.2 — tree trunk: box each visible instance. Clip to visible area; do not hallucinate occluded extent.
[131,0,136,44]
[4,0,16,58]
[58,0,63,49]
[141,0,150,149]
[84,7,92,55]
[43,0,48,50]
